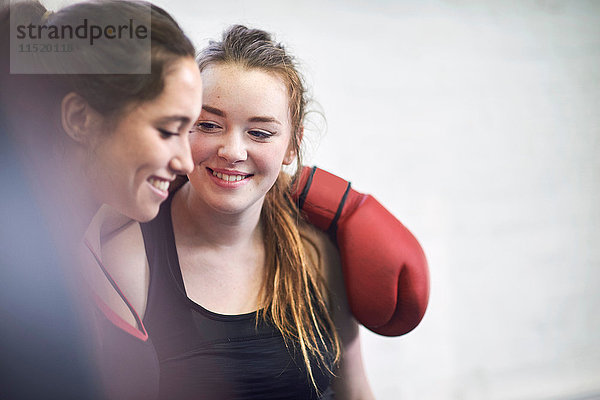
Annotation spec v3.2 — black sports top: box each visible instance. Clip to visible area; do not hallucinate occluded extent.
[140,193,335,400]
[86,241,160,400]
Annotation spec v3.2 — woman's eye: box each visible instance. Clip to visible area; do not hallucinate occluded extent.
[248,130,274,139]
[159,129,179,139]
[193,121,221,133]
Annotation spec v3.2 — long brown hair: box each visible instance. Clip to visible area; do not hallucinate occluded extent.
[197,25,341,388]
[3,0,195,130]
[1,0,197,195]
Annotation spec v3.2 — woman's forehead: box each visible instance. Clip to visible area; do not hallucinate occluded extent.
[200,64,291,122]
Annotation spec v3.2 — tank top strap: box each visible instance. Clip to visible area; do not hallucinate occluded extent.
[84,238,148,340]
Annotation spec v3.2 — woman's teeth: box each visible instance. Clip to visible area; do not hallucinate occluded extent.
[212,170,248,182]
[149,178,169,192]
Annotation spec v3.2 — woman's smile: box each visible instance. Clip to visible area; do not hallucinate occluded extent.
[147,176,173,198]
[206,167,253,188]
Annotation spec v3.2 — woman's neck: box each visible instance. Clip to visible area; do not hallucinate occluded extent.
[27,157,100,251]
[170,183,267,315]
[172,182,264,250]
[83,205,134,256]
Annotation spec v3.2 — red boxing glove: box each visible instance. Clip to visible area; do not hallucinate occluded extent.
[293,166,430,336]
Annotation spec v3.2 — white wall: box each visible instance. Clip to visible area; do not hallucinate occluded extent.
[42,1,600,398]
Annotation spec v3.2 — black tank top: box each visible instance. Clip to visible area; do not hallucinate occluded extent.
[141,193,334,400]
[85,241,160,400]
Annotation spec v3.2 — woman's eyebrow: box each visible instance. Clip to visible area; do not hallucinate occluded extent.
[202,105,225,117]
[156,115,192,125]
[249,116,281,125]
[202,105,281,125]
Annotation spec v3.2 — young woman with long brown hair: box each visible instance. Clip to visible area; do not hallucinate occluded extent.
[139,25,375,399]
[0,1,202,398]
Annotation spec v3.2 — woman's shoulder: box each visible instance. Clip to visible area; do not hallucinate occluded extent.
[298,220,344,291]
[85,205,149,323]
[298,219,358,342]
[298,220,337,264]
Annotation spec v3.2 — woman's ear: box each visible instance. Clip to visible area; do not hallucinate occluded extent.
[282,147,296,165]
[283,126,304,165]
[61,92,101,145]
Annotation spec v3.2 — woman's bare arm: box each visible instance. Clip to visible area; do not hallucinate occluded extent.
[301,224,376,399]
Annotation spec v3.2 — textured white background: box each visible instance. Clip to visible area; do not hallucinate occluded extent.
[42,1,600,398]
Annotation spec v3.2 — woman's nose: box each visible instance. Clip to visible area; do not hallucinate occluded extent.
[217,132,247,164]
[169,136,194,174]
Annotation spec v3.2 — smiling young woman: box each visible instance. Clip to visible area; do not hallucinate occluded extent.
[81,56,200,222]
[140,25,375,399]
[0,1,202,399]
[185,64,296,217]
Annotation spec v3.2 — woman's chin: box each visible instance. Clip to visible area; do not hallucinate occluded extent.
[122,201,161,223]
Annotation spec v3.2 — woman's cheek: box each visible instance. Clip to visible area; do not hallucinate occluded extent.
[189,135,210,163]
